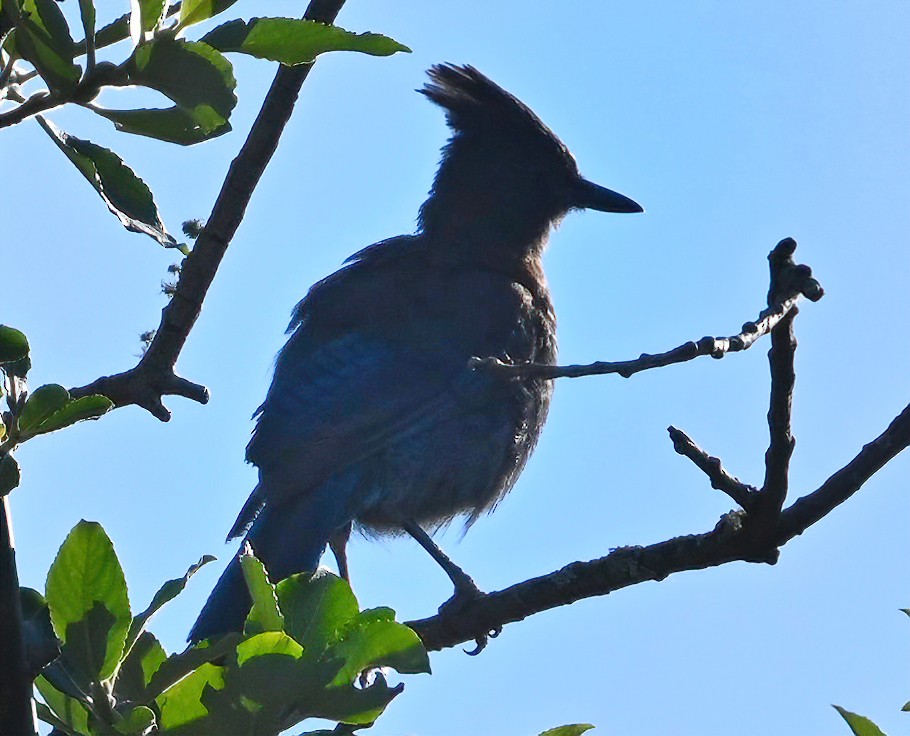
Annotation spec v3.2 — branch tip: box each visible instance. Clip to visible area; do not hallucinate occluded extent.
[668,426,757,510]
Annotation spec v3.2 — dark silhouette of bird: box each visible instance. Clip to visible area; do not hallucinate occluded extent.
[189,64,641,643]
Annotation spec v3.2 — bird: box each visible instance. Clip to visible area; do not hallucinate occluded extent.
[189,63,642,643]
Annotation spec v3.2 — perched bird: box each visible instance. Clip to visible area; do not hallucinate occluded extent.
[189,64,641,643]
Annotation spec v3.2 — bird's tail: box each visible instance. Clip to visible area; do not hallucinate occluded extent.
[188,488,351,643]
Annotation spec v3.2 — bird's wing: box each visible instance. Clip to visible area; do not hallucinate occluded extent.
[232,328,466,537]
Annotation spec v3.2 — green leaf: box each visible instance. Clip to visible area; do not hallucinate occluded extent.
[29,394,114,435]
[113,630,167,702]
[18,383,113,439]
[94,106,231,145]
[129,38,235,117]
[0,454,20,495]
[314,671,404,725]
[38,117,178,248]
[241,549,285,636]
[20,587,61,676]
[124,555,215,658]
[35,674,92,736]
[35,702,76,734]
[201,17,411,65]
[144,633,241,701]
[156,662,225,732]
[95,38,236,144]
[329,607,430,686]
[0,325,29,363]
[45,520,131,683]
[276,571,359,655]
[236,629,304,666]
[114,704,156,735]
[177,0,238,30]
[19,383,70,433]
[4,355,31,378]
[79,12,128,54]
[833,706,888,736]
[539,726,596,736]
[129,0,167,45]
[16,0,81,94]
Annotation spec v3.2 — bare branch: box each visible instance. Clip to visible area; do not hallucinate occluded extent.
[472,239,822,382]
[760,309,796,510]
[405,240,908,655]
[758,240,806,518]
[409,402,910,652]
[668,426,758,510]
[70,0,348,420]
[776,401,910,544]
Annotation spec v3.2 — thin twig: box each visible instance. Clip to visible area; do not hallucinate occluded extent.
[70,0,348,420]
[668,426,758,510]
[472,244,821,382]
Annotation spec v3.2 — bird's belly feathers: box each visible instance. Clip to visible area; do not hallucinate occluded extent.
[355,372,552,531]
[351,273,556,529]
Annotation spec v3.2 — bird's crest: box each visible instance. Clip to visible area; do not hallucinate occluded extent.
[419,64,572,161]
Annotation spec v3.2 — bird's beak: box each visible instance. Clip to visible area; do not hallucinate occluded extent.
[572,177,643,213]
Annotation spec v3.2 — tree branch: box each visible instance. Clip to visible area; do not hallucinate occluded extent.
[406,239,908,655]
[70,0,348,420]
[776,401,910,544]
[408,401,910,651]
[759,240,803,518]
[668,426,758,510]
[473,238,823,382]
[0,497,37,736]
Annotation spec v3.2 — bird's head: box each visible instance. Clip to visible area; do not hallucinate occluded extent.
[417,64,641,254]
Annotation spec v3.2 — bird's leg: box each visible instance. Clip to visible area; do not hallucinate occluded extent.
[404,520,499,655]
[328,522,353,581]
[403,521,483,599]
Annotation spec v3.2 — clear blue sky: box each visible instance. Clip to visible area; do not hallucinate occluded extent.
[5,2,909,735]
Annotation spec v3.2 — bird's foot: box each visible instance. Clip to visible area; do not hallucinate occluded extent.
[438,572,499,655]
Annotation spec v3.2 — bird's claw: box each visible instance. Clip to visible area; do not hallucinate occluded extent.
[462,625,502,656]
[464,634,488,656]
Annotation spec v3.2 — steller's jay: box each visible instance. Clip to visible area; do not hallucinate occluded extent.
[189,64,641,643]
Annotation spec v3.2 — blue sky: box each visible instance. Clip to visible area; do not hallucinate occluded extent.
[4,2,909,735]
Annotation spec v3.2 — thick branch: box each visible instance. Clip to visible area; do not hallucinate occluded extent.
[71,0,347,420]
[776,401,910,544]
[409,402,910,651]
[760,310,796,510]
[0,497,37,735]
[759,240,804,515]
